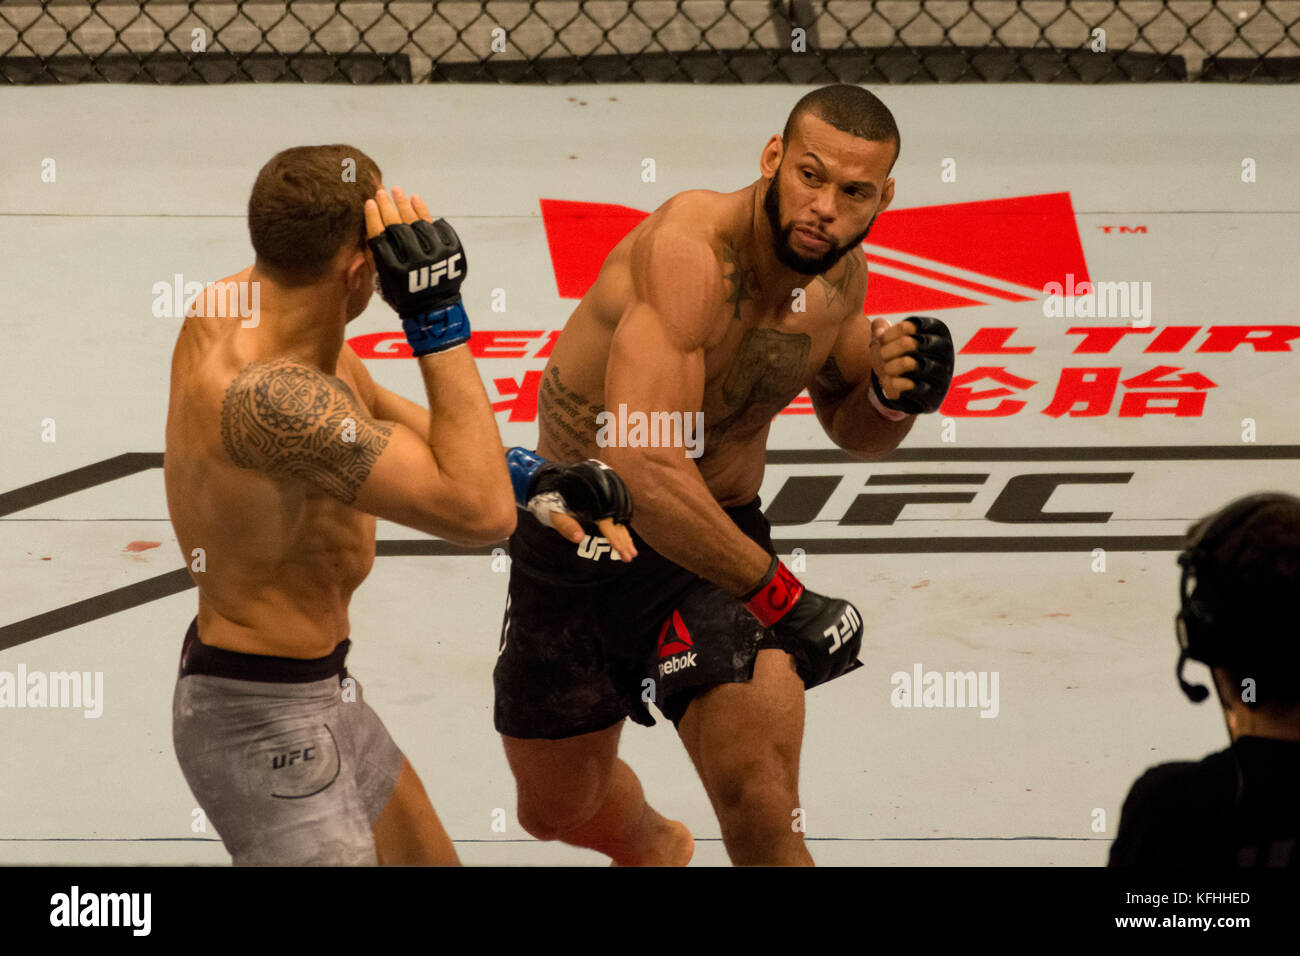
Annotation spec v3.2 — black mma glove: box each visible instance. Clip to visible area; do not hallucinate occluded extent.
[368,217,470,356]
[741,555,864,689]
[872,314,954,416]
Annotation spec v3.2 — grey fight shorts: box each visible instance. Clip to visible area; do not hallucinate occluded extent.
[172,618,404,865]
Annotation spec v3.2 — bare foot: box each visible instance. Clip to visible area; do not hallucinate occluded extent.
[610,817,695,866]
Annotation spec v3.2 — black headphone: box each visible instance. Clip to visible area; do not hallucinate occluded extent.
[1174,492,1300,703]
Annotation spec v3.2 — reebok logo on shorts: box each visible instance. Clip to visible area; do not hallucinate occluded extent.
[656,610,697,676]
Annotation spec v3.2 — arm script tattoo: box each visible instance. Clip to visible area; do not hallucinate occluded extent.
[538,365,603,461]
[220,358,393,505]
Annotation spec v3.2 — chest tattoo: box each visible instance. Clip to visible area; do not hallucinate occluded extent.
[815,252,861,309]
[709,327,811,445]
[722,244,760,320]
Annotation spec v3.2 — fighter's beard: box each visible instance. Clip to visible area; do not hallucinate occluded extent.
[763,169,874,276]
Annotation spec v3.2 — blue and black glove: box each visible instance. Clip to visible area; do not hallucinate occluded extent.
[506,447,633,528]
[369,217,470,356]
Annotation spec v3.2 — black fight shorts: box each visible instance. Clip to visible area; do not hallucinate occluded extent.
[493,498,801,739]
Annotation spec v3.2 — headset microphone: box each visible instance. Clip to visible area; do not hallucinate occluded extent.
[1176,647,1210,703]
[1175,538,1216,704]
[1173,492,1298,704]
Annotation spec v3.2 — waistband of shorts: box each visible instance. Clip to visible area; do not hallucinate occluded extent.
[179,618,350,684]
[718,497,765,526]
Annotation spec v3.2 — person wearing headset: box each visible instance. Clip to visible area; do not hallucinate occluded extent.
[1109,492,1300,867]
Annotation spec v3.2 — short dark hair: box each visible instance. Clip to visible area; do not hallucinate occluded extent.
[248,144,382,285]
[1195,495,1300,711]
[782,84,900,167]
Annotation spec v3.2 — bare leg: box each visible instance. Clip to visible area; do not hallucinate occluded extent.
[676,649,812,866]
[372,756,460,865]
[503,721,693,866]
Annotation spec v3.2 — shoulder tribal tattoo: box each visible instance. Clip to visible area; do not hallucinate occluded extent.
[722,243,759,320]
[220,358,393,505]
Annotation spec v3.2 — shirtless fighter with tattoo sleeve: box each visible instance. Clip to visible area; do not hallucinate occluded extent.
[494,85,955,865]
[166,145,631,865]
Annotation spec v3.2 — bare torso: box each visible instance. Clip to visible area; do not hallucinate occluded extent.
[538,187,864,506]
[164,267,375,658]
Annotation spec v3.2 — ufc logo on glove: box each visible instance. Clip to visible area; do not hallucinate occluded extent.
[408,254,463,292]
[824,604,862,654]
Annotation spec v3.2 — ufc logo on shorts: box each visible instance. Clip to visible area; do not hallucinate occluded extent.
[823,605,862,653]
[408,254,463,293]
[576,535,623,561]
[271,747,317,770]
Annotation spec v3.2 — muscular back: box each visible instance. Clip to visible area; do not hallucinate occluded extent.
[164,270,385,658]
[538,187,865,506]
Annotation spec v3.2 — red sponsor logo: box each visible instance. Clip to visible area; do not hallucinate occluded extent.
[346,194,1299,422]
[539,192,1090,315]
[656,609,693,659]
